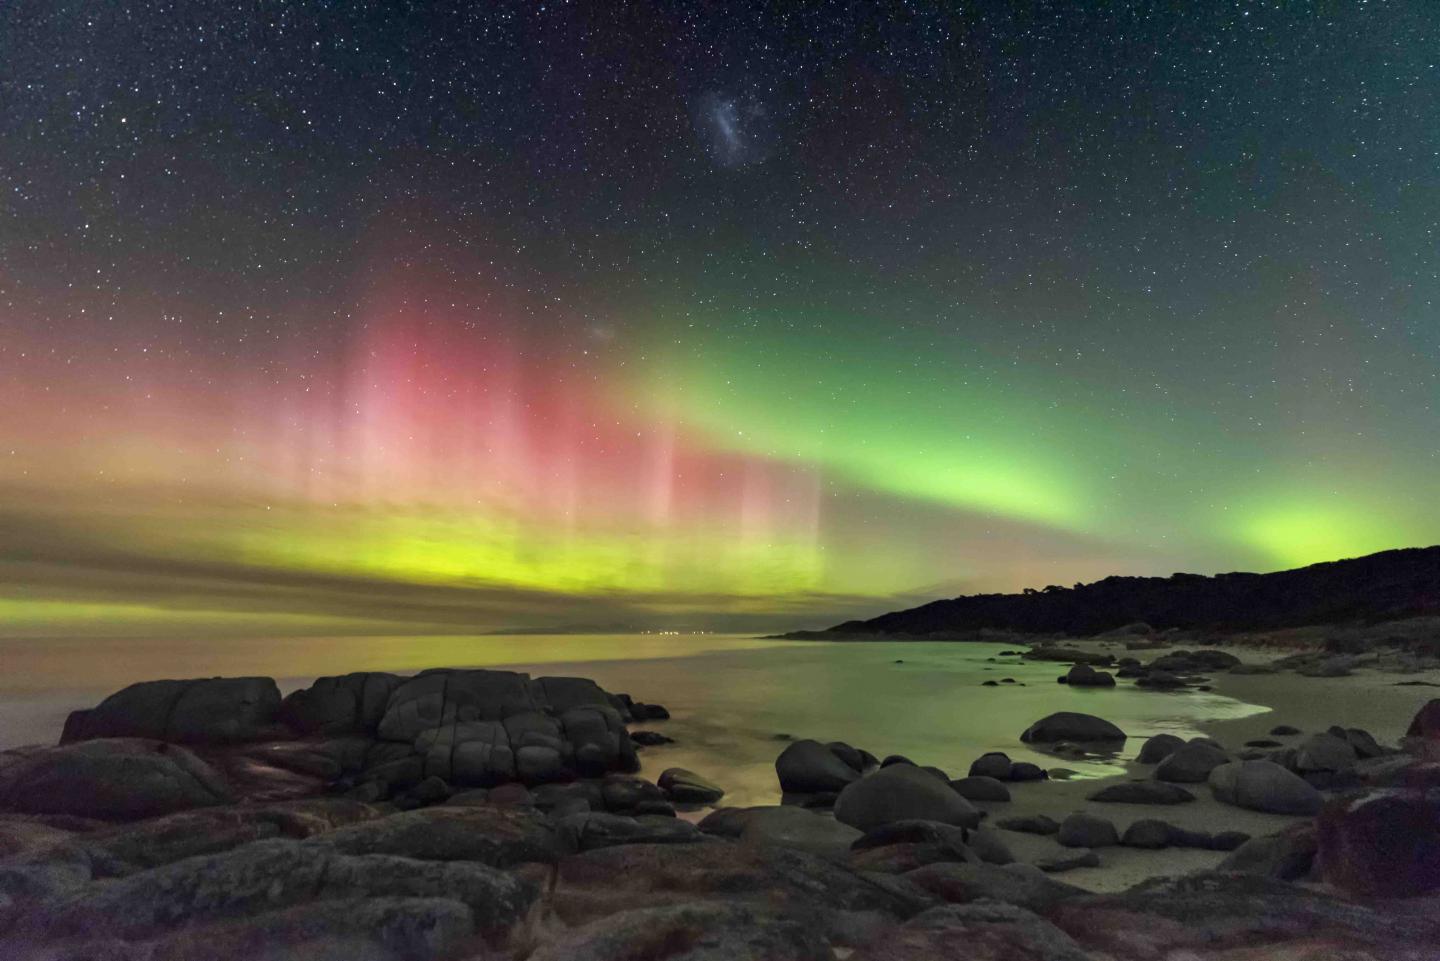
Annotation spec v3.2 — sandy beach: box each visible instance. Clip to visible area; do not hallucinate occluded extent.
[961,635,1440,891]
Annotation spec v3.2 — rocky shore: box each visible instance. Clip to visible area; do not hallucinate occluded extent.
[2,655,1439,959]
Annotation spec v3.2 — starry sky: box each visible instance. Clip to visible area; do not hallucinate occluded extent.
[2,2,1438,636]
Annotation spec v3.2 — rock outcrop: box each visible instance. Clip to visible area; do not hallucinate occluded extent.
[35,669,652,816]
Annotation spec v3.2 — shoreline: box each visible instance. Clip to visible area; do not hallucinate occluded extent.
[976,632,1440,891]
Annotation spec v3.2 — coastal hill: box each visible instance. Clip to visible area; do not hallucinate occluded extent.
[798,546,1440,638]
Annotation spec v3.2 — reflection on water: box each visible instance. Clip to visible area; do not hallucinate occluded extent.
[0,635,1269,805]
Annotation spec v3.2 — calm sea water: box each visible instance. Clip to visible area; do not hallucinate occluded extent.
[0,634,1269,806]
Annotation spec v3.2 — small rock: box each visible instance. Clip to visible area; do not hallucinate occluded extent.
[410,776,451,804]
[1293,733,1357,774]
[1270,725,1302,736]
[995,815,1059,835]
[1057,813,1118,848]
[488,782,535,806]
[1065,664,1116,687]
[1037,849,1100,872]
[1087,780,1195,805]
[630,731,674,747]
[1007,762,1048,782]
[1218,824,1317,880]
[1155,741,1229,783]
[965,827,1016,865]
[600,775,667,814]
[1209,830,1251,851]
[1121,819,1173,849]
[950,776,1010,802]
[657,767,725,804]
[1297,657,1352,677]
[967,752,1012,780]
[1136,733,1185,764]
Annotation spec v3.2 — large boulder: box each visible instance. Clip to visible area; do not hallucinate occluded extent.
[558,812,706,851]
[526,901,831,961]
[1155,741,1229,783]
[834,765,981,832]
[1135,733,1185,764]
[739,806,864,862]
[305,804,571,866]
[16,838,535,946]
[1008,762,1048,782]
[1294,732,1358,773]
[1407,699,1440,739]
[1208,760,1323,815]
[126,897,475,961]
[1020,713,1125,744]
[38,798,383,880]
[208,737,376,804]
[0,739,232,820]
[548,841,931,937]
[1049,870,1434,958]
[849,902,1092,961]
[277,672,403,735]
[775,740,861,794]
[63,678,283,744]
[1316,789,1440,897]
[1218,823,1318,880]
[903,862,1085,913]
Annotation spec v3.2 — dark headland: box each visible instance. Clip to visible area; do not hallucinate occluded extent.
[780,545,1440,639]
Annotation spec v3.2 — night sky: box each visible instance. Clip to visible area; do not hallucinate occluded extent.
[3,2,1438,635]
